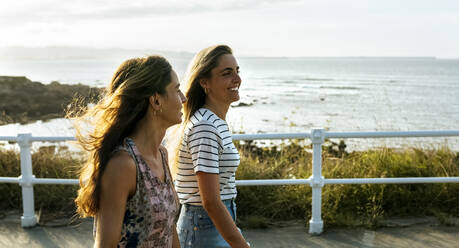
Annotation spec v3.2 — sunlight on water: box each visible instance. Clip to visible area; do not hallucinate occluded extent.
[1,57,458,151]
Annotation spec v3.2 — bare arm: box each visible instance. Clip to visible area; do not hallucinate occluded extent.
[172,224,181,248]
[94,152,136,248]
[196,172,249,248]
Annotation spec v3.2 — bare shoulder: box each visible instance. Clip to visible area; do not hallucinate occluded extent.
[102,151,136,193]
[106,150,136,174]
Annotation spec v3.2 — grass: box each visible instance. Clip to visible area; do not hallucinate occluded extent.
[0,141,458,229]
[234,140,459,228]
[0,146,82,217]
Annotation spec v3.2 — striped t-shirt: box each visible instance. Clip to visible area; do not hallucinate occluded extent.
[175,108,240,205]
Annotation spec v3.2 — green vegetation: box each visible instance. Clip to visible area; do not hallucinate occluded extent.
[0,141,457,228]
[0,76,101,125]
[235,140,458,228]
[0,146,82,216]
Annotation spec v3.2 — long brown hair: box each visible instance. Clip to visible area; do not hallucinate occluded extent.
[71,55,172,217]
[168,45,233,175]
[182,45,233,121]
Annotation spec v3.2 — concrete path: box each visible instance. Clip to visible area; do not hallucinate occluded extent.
[1,213,458,248]
[243,220,459,248]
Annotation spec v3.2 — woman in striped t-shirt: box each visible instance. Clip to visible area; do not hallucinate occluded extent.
[174,45,250,248]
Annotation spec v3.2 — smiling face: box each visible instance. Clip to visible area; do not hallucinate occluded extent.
[158,70,187,126]
[201,54,241,107]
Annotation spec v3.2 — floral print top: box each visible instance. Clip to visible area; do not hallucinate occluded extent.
[94,137,179,247]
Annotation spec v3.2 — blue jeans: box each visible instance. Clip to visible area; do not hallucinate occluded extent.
[177,199,237,248]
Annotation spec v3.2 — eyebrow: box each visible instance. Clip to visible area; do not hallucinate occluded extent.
[220,66,240,73]
[175,83,180,88]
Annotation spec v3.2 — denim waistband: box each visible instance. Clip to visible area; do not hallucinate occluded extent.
[183,199,234,212]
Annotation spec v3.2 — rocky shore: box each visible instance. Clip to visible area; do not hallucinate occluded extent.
[0,76,101,125]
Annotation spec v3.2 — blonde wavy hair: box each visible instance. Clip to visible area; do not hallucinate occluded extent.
[168,45,233,175]
[70,55,172,217]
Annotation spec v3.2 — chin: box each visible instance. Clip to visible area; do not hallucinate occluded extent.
[232,96,240,102]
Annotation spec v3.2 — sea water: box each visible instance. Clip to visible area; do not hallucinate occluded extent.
[1,57,458,151]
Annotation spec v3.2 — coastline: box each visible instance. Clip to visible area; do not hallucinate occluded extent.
[0,76,101,125]
[1,73,459,152]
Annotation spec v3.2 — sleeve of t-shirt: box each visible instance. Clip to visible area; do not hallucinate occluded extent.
[188,121,221,174]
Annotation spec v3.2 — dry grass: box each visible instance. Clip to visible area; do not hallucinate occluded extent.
[1,141,458,228]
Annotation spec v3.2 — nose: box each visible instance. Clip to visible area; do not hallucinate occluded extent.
[180,91,187,103]
[234,73,241,85]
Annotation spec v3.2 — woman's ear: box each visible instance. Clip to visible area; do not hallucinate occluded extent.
[149,94,161,111]
[199,78,208,91]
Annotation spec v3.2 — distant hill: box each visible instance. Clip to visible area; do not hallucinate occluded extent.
[0,46,441,60]
[0,76,102,125]
[0,46,194,60]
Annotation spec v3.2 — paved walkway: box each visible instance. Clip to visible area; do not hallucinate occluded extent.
[0,213,458,247]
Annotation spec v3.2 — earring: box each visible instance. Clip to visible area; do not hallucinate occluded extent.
[204,88,208,95]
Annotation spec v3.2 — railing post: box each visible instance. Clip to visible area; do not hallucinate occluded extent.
[308,128,324,234]
[17,133,37,227]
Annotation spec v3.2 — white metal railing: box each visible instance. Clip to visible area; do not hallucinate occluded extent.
[1,129,459,234]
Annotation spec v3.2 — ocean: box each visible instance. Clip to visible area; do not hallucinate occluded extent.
[1,57,458,151]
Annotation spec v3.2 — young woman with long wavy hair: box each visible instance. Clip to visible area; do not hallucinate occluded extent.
[72,55,186,247]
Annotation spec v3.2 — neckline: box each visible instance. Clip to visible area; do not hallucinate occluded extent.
[199,107,223,122]
[126,137,169,185]
[201,104,229,120]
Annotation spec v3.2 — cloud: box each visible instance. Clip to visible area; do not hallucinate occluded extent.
[0,0,298,26]
[1,0,459,57]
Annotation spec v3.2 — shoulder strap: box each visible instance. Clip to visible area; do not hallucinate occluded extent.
[159,147,173,182]
[124,138,142,165]
[159,146,180,208]
[121,138,142,185]
[110,145,129,156]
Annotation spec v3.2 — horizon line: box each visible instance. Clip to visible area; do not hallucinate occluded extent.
[1,46,458,60]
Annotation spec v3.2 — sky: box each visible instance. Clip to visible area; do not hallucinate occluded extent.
[1,0,459,57]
